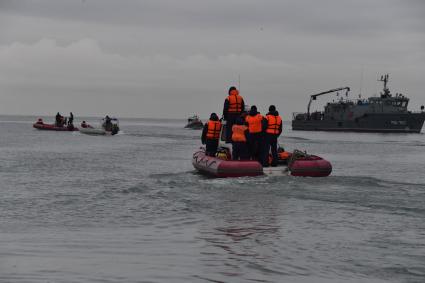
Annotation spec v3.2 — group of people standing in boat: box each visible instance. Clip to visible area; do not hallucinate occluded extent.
[54,112,113,131]
[201,86,283,167]
[55,112,75,129]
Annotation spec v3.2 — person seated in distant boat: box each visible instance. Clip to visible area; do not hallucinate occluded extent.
[103,115,112,131]
[231,117,249,160]
[81,121,90,128]
[202,113,222,156]
[36,118,43,125]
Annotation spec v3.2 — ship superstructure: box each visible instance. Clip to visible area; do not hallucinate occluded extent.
[292,74,425,133]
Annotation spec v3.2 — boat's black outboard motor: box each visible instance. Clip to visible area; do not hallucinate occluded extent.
[111,124,119,135]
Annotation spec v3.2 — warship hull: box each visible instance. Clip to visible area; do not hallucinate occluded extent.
[292,112,425,133]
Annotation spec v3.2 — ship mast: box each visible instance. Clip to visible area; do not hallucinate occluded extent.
[378,74,390,98]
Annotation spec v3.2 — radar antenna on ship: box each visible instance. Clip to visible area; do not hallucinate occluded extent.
[378,74,391,98]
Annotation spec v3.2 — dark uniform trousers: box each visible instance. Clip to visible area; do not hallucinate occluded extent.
[232,142,249,160]
[205,139,219,156]
[263,134,279,166]
[248,133,264,161]
[225,114,240,143]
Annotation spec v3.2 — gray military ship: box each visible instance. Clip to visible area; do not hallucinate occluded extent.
[292,74,425,133]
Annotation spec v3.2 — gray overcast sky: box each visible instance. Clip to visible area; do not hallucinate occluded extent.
[1,0,424,119]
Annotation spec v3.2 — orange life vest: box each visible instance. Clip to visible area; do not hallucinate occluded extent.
[266,114,282,135]
[227,89,244,114]
[278,151,291,160]
[231,125,248,142]
[206,120,222,140]
[245,114,263,133]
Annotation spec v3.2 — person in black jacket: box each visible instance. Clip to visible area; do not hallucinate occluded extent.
[201,113,222,156]
[262,105,283,167]
[104,115,112,131]
[68,112,74,127]
[55,112,62,127]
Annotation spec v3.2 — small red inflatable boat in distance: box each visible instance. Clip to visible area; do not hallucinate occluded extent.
[192,150,263,178]
[33,121,78,131]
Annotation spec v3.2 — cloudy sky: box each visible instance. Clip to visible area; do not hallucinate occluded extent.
[1,0,424,119]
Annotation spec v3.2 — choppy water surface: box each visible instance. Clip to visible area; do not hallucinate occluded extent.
[0,115,424,283]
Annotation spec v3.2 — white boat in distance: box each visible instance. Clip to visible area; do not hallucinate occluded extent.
[80,117,120,136]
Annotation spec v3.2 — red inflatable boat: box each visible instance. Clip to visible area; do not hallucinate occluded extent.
[192,150,263,177]
[192,149,332,178]
[289,154,332,177]
[33,122,78,131]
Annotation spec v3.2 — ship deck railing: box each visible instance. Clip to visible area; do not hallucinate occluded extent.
[292,112,325,121]
[292,112,307,120]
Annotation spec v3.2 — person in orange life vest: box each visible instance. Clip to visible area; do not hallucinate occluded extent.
[231,117,249,160]
[223,86,245,143]
[201,113,222,156]
[262,105,283,167]
[245,105,264,160]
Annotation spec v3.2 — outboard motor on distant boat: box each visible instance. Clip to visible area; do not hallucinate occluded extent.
[111,123,119,135]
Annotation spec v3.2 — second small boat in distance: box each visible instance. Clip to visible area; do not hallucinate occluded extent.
[185,115,204,129]
[80,117,120,136]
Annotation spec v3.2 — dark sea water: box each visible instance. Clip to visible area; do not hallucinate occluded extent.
[0,115,424,283]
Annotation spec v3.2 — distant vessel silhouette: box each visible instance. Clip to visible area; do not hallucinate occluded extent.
[292,74,425,133]
[185,115,203,129]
